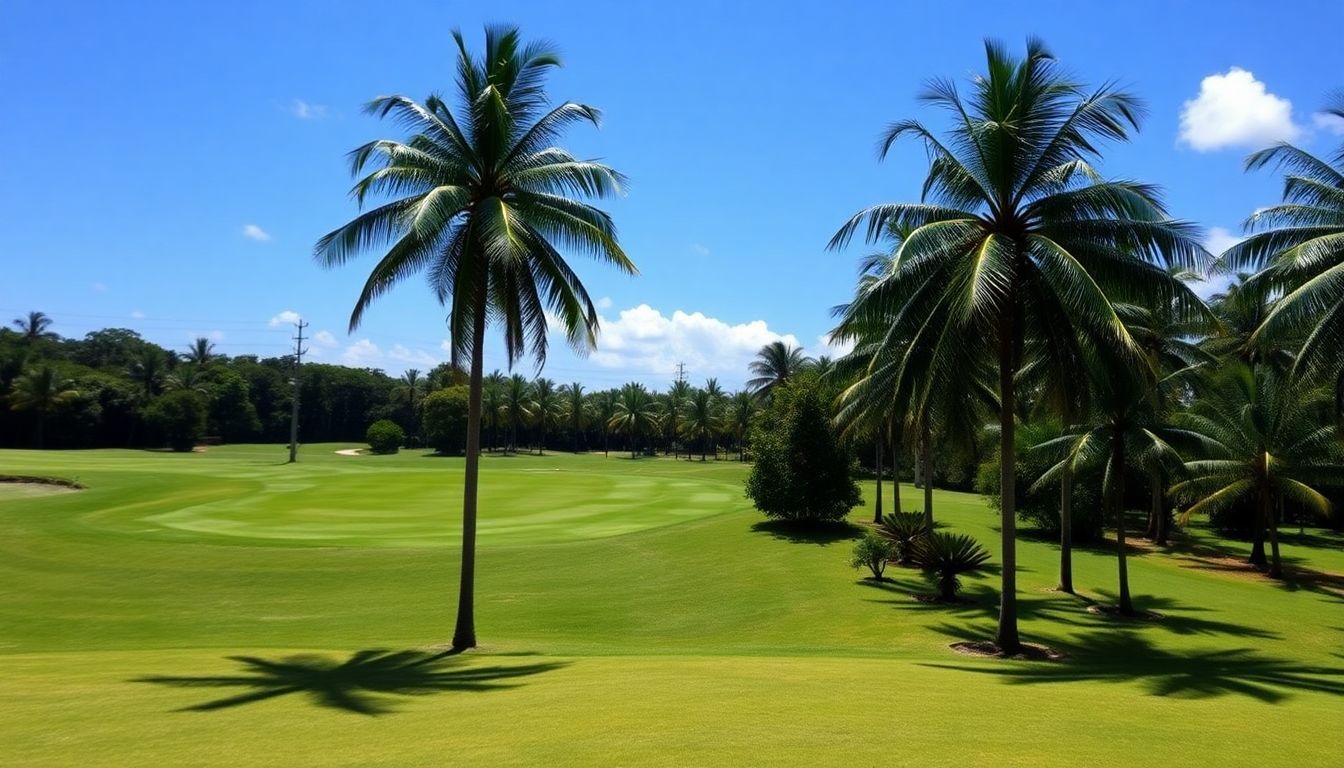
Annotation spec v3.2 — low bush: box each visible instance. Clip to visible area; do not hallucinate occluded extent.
[849,532,896,581]
[365,419,405,455]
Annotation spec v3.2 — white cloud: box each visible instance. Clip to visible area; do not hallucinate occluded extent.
[690,243,711,257]
[130,310,145,319]
[388,344,440,368]
[242,224,272,241]
[208,330,225,342]
[269,310,301,327]
[290,100,328,120]
[92,282,107,293]
[595,296,613,310]
[1314,111,1344,136]
[1179,68,1301,151]
[1204,226,1244,257]
[313,330,337,347]
[341,339,382,367]
[588,304,800,379]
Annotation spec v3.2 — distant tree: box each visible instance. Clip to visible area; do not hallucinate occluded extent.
[12,311,58,344]
[482,371,506,451]
[745,376,861,522]
[502,374,534,453]
[591,389,619,456]
[183,337,218,368]
[681,388,719,460]
[560,382,588,452]
[209,371,261,442]
[726,390,756,461]
[393,369,428,436]
[142,390,207,452]
[128,346,172,399]
[366,418,405,454]
[609,382,660,458]
[8,365,78,448]
[531,377,562,454]
[421,386,471,455]
[747,341,812,400]
[664,379,692,457]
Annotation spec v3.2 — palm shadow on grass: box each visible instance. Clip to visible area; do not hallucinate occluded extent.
[136,649,567,715]
[750,519,863,545]
[921,623,1344,702]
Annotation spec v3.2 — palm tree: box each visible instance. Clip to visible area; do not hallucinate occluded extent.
[609,382,660,458]
[183,337,218,368]
[12,311,58,344]
[703,377,724,403]
[313,26,634,650]
[1202,276,1296,371]
[727,390,756,461]
[166,365,210,394]
[747,341,811,400]
[1220,99,1344,389]
[8,365,78,448]
[664,379,692,458]
[590,388,619,456]
[1171,365,1344,578]
[482,371,506,451]
[502,374,534,453]
[393,369,427,435]
[681,389,718,461]
[128,347,172,400]
[531,377,562,454]
[828,39,1206,651]
[560,382,588,451]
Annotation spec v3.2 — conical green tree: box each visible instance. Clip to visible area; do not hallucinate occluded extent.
[314,26,634,650]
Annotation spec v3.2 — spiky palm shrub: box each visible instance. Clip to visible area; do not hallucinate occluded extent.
[828,39,1206,650]
[877,511,929,565]
[912,532,993,601]
[314,26,635,650]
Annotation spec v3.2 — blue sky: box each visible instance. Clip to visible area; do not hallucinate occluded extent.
[3,0,1342,389]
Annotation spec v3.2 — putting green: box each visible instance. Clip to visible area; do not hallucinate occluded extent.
[1,444,1341,767]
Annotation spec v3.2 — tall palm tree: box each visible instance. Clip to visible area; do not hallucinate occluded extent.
[664,379,692,458]
[609,382,660,458]
[393,369,427,435]
[166,365,210,394]
[727,390,756,461]
[1220,100,1344,388]
[183,337,218,368]
[560,382,588,451]
[482,371,506,451]
[8,365,78,448]
[703,377,724,403]
[129,347,172,400]
[590,388,619,456]
[1202,275,1296,371]
[502,374,534,453]
[828,39,1206,651]
[313,26,634,650]
[681,388,718,461]
[531,377,561,454]
[747,341,811,400]
[12,311,58,344]
[1171,365,1344,578]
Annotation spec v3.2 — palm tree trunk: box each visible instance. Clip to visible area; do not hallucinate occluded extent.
[891,429,901,511]
[1113,433,1133,616]
[995,325,1021,653]
[1266,487,1282,579]
[874,437,884,524]
[1153,469,1168,546]
[1059,463,1074,594]
[451,283,487,651]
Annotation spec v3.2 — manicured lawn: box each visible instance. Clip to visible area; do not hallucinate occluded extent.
[1,445,1340,766]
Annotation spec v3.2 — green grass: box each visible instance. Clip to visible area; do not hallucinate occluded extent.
[2,445,1341,766]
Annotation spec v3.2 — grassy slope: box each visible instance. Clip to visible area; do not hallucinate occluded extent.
[1,445,1340,766]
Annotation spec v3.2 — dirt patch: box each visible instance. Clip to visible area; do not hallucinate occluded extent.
[950,640,1068,661]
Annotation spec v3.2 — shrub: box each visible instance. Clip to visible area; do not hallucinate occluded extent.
[420,386,470,455]
[745,375,862,522]
[141,390,207,452]
[365,419,405,454]
[912,532,992,601]
[849,532,896,581]
[877,511,929,565]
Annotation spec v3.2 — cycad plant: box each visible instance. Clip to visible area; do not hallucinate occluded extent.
[912,532,993,602]
[313,26,634,650]
[877,511,930,565]
[1171,365,1344,578]
[828,38,1205,650]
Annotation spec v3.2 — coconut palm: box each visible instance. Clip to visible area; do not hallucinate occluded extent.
[1202,276,1296,371]
[313,26,634,649]
[183,337,218,368]
[482,371,506,451]
[1171,365,1344,579]
[727,390,756,461]
[12,311,58,344]
[1220,102,1344,386]
[559,382,588,451]
[681,388,718,461]
[128,347,172,400]
[664,379,692,458]
[609,382,660,458]
[828,39,1207,650]
[393,370,428,434]
[502,374,534,453]
[747,341,811,400]
[703,377,724,403]
[166,365,210,394]
[8,365,78,448]
[531,377,562,454]
[590,388,619,456]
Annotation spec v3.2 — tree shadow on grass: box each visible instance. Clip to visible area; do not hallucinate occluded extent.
[750,519,863,545]
[136,649,567,715]
[922,625,1344,702]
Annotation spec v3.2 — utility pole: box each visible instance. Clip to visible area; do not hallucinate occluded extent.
[288,319,308,463]
[675,361,687,384]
